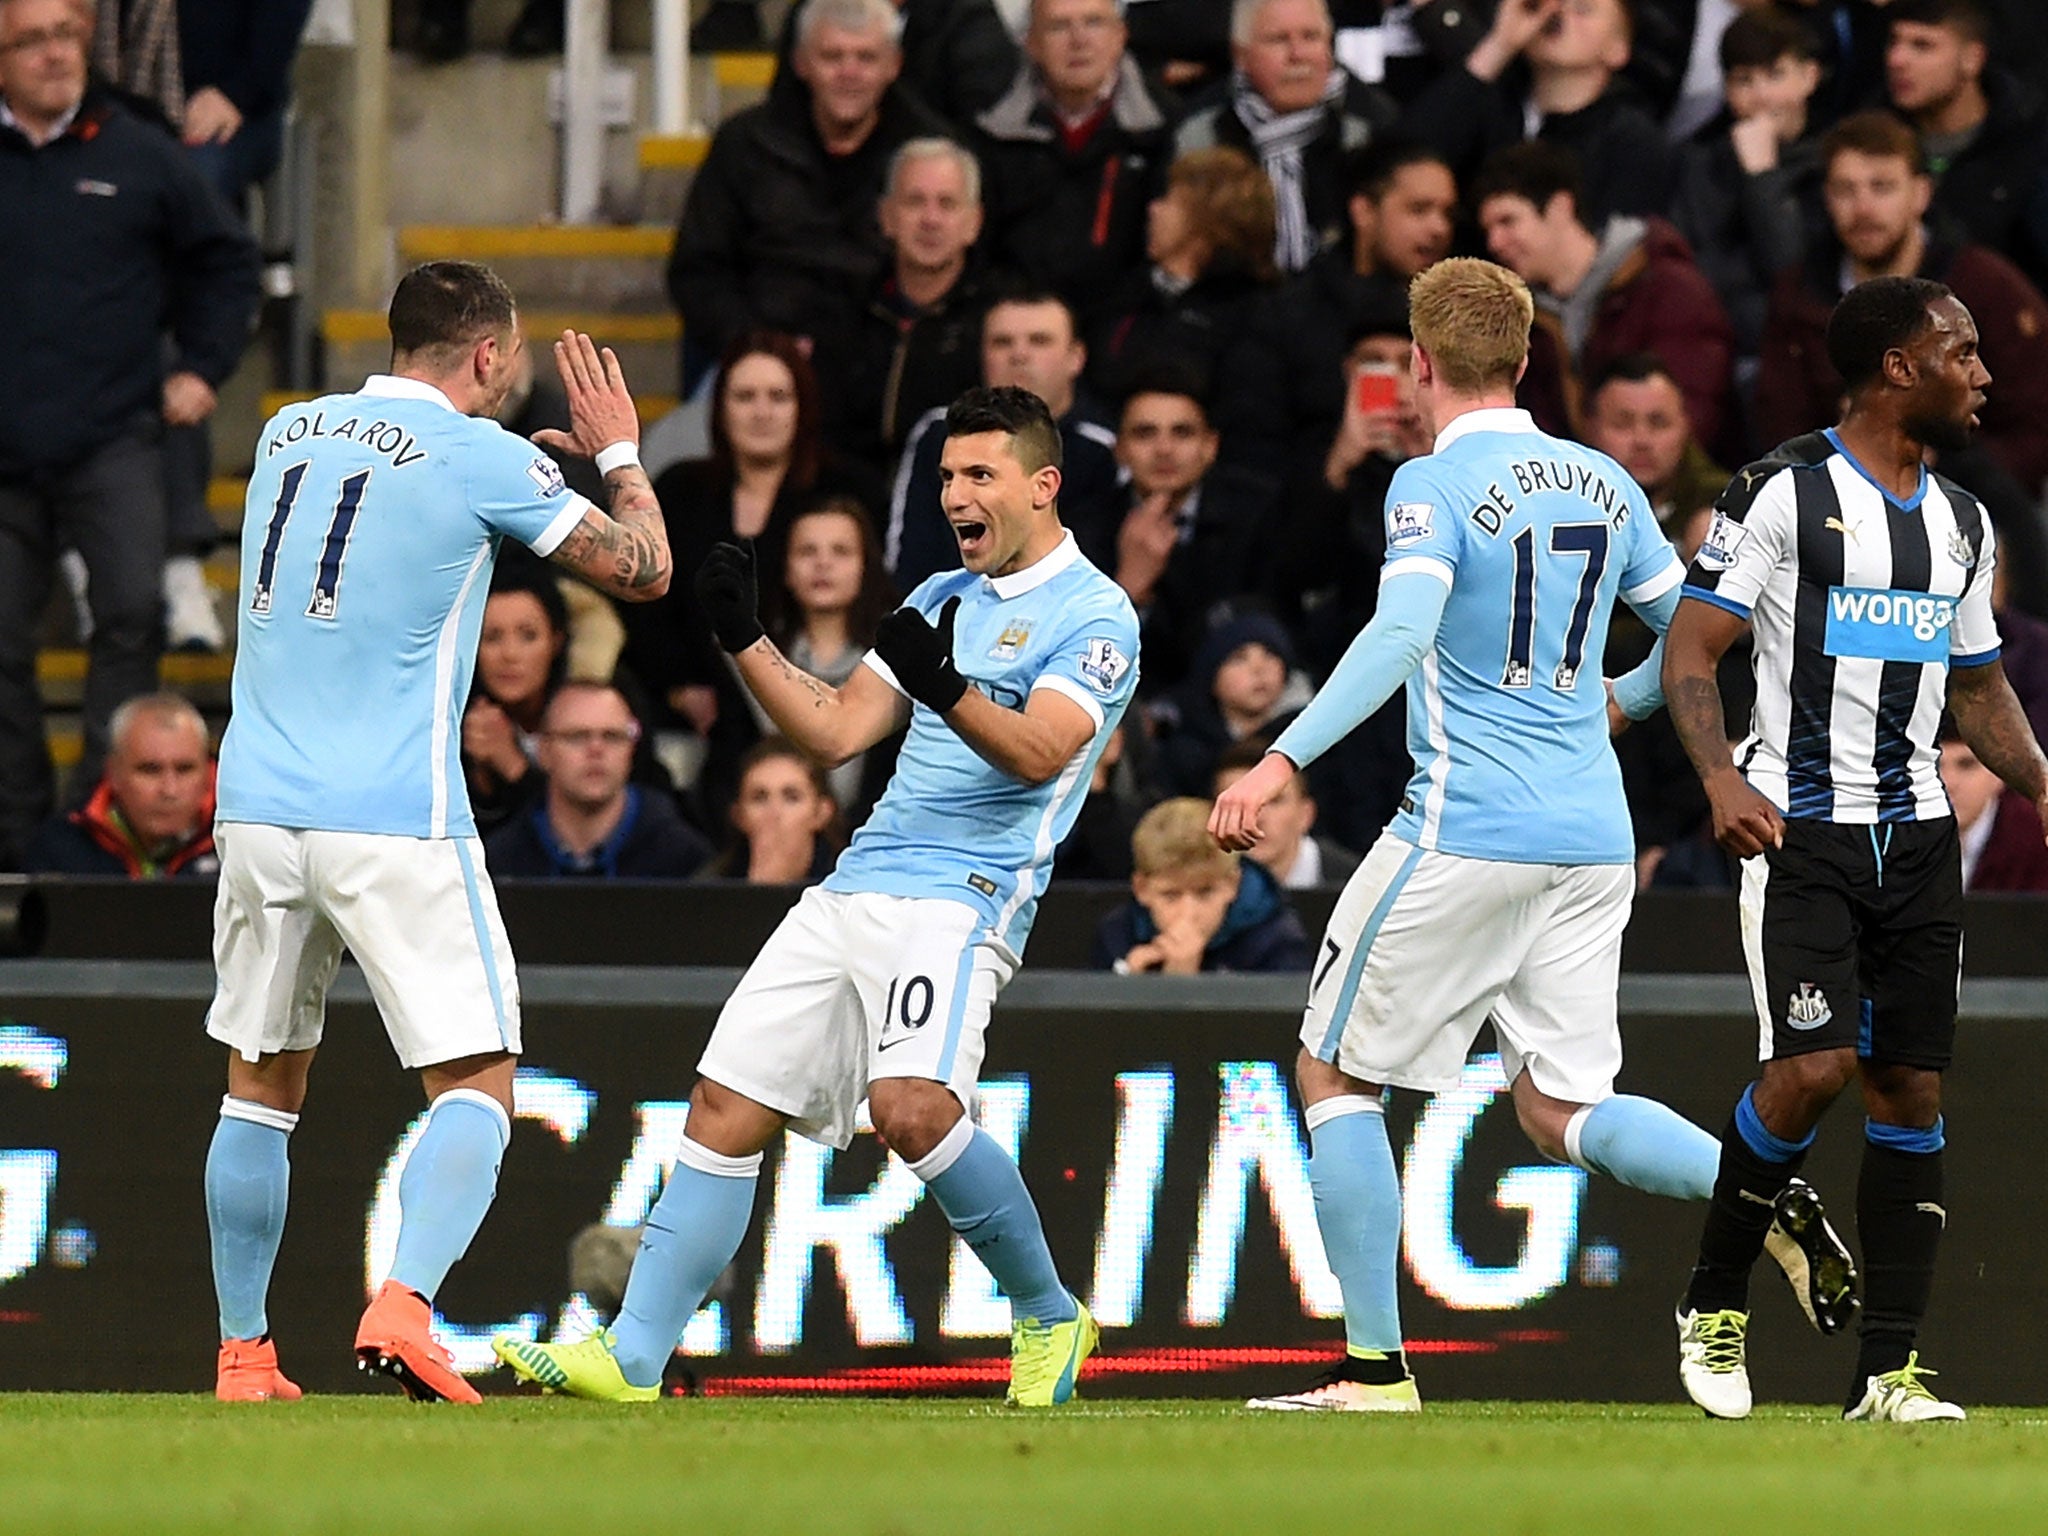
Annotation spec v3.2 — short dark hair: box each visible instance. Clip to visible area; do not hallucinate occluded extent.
[1586,350,1680,400]
[388,261,517,358]
[1823,110,1924,176]
[945,385,1063,473]
[1344,139,1454,203]
[1826,276,1955,391]
[1887,0,1990,45]
[1721,8,1816,72]
[1472,141,1583,223]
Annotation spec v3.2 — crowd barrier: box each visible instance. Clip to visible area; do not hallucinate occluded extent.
[4,918,2047,1401]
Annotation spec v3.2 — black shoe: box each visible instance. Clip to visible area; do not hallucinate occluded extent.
[505,0,564,57]
[414,8,469,62]
[1763,1177,1860,1335]
[690,0,766,53]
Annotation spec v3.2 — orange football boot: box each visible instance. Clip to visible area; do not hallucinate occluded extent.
[216,1336,303,1402]
[354,1280,482,1404]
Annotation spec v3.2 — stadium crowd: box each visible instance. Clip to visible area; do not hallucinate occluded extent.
[9,0,2048,934]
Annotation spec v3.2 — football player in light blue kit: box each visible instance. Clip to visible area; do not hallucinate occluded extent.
[1213,258,1843,1412]
[204,262,673,1403]
[496,386,1139,1406]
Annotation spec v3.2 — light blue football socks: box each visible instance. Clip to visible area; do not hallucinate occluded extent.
[1305,1095,1405,1356]
[1566,1093,1721,1201]
[388,1088,511,1301]
[611,1135,762,1388]
[910,1117,1078,1327]
[205,1096,297,1341]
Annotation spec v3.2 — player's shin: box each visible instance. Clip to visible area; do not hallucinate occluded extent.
[387,1089,511,1302]
[1851,1119,1945,1396]
[1684,1083,1813,1313]
[206,1097,297,1340]
[1306,1096,1407,1378]
[910,1117,1078,1326]
[1564,1095,1720,1201]
[610,1137,762,1387]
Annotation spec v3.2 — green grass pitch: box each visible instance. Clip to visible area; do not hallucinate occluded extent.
[7,1395,2048,1535]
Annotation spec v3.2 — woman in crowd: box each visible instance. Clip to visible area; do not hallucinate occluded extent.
[701,736,845,885]
[1087,146,1278,403]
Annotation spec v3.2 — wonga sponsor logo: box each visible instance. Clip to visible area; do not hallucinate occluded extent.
[1823,586,1954,663]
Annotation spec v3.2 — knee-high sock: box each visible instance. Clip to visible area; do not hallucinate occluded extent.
[205,1097,297,1341]
[1684,1082,1813,1314]
[1852,1118,1946,1396]
[911,1118,1076,1327]
[611,1136,761,1388]
[1564,1095,1721,1201]
[1307,1095,1404,1360]
[388,1089,510,1302]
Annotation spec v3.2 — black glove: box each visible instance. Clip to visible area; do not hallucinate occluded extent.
[695,540,764,653]
[873,596,967,713]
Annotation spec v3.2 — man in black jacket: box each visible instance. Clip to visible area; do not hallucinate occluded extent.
[666,0,947,388]
[973,0,1180,326]
[0,0,258,866]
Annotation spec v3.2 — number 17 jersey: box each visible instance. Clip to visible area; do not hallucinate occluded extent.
[216,375,590,840]
[1380,408,1683,866]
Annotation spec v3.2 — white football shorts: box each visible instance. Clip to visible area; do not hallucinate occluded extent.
[697,887,1016,1149]
[206,821,522,1069]
[1300,832,1633,1103]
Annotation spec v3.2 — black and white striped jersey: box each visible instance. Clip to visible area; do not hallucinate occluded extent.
[1683,429,2001,824]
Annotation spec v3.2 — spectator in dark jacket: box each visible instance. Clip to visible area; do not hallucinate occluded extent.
[1094,796,1311,971]
[1475,141,1735,454]
[1086,144,1277,404]
[773,0,1021,129]
[887,290,1125,588]
[1670,8,1827,362]
[1175,0,1398,273]
[1110,373,1278,694]
[1397,0,1673,226]
[177,0,313,212]
[1754,111,2048,493]
[485,685,711,880]
[0,1,258,864]
[812,137,995,482]
[1884,0,2048,289]
[20,692,218,879]
[666,0,947,385]
[1215,139,1455,476]
[973,0,1180,324]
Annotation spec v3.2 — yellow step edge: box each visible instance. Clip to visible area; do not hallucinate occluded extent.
[323,309,681,345]
[398,224,675,260]
[638,133,710,170]
[712,52,776,89]
[38,650,234,687]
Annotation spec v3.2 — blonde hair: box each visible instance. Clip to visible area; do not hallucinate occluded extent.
[1131,797,1239,878]
[1408,257,1534,394]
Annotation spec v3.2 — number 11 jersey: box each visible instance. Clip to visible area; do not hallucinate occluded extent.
[216,375,589,839]
[1378,407,1683,866]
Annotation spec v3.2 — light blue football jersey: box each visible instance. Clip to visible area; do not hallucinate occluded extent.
[830,533,1140,953]
[215,376,589,839]
[1381,408,1683,865]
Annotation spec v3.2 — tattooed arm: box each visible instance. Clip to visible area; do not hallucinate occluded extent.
[1947,661,2048,832]
[1662,595,1784,858]
[548,465,671,600]
[731,640,911,767]
[531,330,673,600]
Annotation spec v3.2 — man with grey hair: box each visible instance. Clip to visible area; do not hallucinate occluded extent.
[20,692,219,879]
[668,0,946,383]
[1174,0,1396,272]
[815,136,998,477]
[973,0,1180,321]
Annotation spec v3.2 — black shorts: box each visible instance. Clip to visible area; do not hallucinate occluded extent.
[1738,818,1963,1070]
